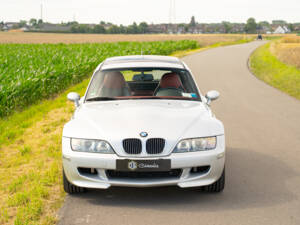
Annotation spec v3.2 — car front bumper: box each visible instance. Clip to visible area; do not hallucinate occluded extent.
[62,136,225,189]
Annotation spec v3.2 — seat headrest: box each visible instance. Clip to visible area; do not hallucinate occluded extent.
[159,72,183,89]
[102,71,126,89]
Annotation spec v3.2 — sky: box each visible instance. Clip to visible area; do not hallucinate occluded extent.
[1,0,299,25]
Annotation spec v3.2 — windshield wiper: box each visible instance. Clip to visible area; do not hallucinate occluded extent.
[85,97,116,102]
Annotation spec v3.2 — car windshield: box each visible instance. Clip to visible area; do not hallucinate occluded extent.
[85,68,201,101]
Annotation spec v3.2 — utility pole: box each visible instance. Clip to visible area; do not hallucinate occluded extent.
[169,0,176,33]
[173,0,176,24]
[40,4,43,21]
[169,0,176,24]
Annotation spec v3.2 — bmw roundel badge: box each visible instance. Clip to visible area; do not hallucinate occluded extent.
[140,132,148,137]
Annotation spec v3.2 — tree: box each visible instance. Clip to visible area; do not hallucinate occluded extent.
[19,20,27,28]
[67,21,78,26]
[71,24,91,33]
[127,22,139,34]
[138,22,148,33]
[184,24,189,33]
[107,25,120,34]
[29,18,37,26]
[79,24,91,33]
[71,24,78,33]
[189,16,196,28]
[93,24,106,33]
[288,23,294,32]
[222,21,232,33]
[119,25,126,34]
[38,19,43,25]
[259,21,270,27]
[272,20,287,25]
[245,18,257,34]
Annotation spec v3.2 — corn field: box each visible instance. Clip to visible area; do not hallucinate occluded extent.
[0,40,198,117]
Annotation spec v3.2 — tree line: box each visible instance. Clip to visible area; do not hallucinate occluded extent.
[1,17,299,34]
[69,21,149,34]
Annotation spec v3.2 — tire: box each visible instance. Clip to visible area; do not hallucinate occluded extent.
[203,168,225,193]
[63,169,85,194]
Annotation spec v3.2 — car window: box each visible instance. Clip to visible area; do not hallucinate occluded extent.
[85,68,201,101]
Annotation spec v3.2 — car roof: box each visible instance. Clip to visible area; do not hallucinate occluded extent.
[101,55,185,70]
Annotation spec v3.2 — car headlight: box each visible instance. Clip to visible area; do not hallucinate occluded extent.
[173,137,217,153]
[70,138,114,154]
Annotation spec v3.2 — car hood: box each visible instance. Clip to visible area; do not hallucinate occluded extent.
[63,100,224,156]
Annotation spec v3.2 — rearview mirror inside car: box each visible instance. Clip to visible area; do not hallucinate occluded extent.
[133,74,154,81]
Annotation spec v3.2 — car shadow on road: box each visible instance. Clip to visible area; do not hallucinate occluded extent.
[71,147,298,212]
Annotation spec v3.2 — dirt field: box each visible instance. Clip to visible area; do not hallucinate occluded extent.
[0,32,254,46]
[270,36,300,69]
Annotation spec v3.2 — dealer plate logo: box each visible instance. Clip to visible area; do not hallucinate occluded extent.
[128,161,138,170]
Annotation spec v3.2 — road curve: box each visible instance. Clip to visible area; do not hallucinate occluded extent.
[58,41,300,225]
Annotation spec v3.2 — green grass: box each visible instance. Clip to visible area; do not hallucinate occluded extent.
[0,77,89,149]
[0,40,199,117]
[250,43,300,99]
[0,77,91,224]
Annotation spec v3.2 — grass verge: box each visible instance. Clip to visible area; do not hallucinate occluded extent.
[0,78,89,225]
[250,42,300,100]
[0,38,254,224]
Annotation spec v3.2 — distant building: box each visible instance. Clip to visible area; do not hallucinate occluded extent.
[273,25,290,34]
[38,23,72,32]
[2,25,9,31]
[20,27,29,32]
[230,24,245,33]
[148,24,168,33]
[2,22,19,30]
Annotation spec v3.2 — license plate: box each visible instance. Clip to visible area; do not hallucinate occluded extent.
[116,159,171,172]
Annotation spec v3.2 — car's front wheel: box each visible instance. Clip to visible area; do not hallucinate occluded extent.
[203,168,225,193]
[63,169,85,194]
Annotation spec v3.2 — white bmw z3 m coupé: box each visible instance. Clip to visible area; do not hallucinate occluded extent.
[62,55,225,194]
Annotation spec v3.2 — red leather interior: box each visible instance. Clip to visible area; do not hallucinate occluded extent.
[102,71,127,88]
[159,73,184,89]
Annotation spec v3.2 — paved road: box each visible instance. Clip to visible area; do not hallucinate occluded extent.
[58,41,300,225]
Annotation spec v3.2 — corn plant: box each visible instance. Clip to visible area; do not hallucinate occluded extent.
[0,40,198,117]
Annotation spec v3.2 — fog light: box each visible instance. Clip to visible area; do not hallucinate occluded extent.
[190,166,210,174]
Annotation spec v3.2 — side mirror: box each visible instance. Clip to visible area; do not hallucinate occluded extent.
[205,90,220,105]
[67,92,80,107]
